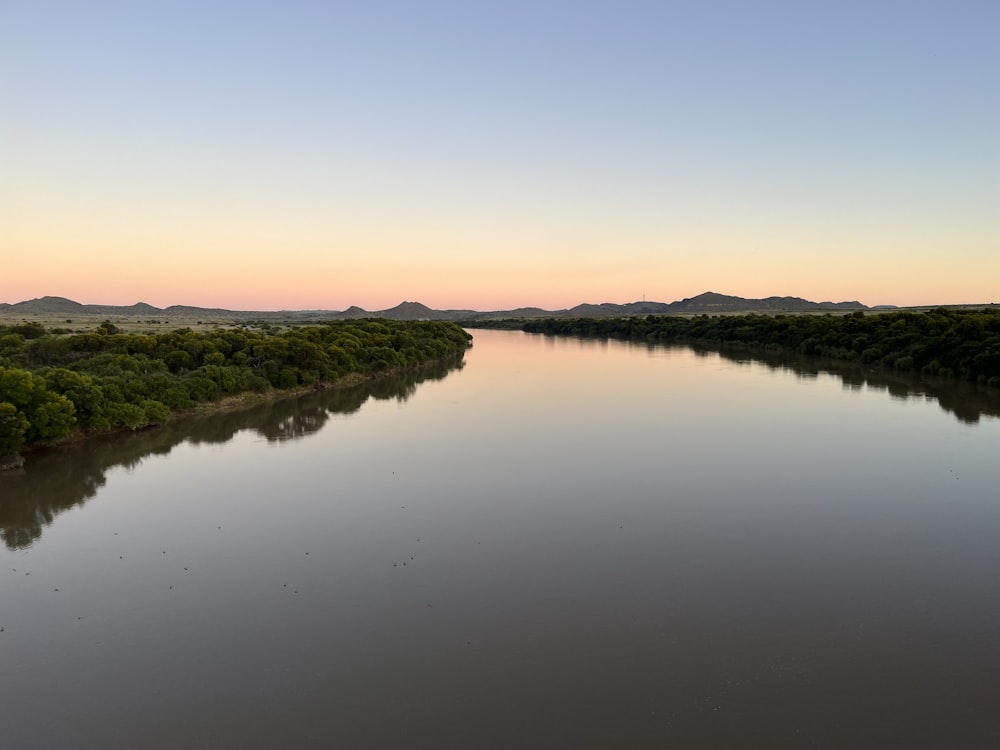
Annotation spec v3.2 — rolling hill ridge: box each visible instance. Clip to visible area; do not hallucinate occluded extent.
[1,292,872,321]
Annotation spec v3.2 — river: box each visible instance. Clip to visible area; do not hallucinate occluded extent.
[2,329,999,748]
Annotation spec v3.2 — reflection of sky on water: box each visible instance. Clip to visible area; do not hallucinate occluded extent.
[2,330,999,748]
[0,359,461,550]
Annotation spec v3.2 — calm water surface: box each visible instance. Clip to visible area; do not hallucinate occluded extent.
[2,330,999,748]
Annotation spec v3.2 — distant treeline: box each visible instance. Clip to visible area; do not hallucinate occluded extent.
[473,309,1000,386]
[0,320,471,457]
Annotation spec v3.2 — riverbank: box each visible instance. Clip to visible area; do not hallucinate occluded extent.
[0,453,24,470]
[0,319,472,467]
[2,354,465,470]
[473,308,1000,385]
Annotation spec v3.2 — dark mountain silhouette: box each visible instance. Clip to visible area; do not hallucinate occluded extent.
[1,291,870,321]
[337,305,371,319]
[1,296,89,314]
[666,292,865,313]
[349,301,478,321]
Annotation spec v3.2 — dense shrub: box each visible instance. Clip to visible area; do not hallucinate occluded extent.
[502,308,1000,384]
[0,320,471,453]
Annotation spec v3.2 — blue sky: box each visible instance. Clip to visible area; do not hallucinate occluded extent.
[2,1,997,309]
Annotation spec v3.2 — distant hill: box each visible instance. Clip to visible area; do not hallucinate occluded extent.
[345,301,479,321]
[0,297,243,318]
[337,305,371,319]
[0,291,871,322]
[665,291,865,313]
[2,296,89,314]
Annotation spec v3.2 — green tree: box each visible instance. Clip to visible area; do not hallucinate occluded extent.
[0,401,29,455]
[43,368,107,429]
[26,391,76,442]
[0,366,76,443]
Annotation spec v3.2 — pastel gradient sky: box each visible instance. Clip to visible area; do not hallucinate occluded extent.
[2,1,997,311]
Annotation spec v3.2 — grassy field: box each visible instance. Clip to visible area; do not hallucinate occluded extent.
[0,312,312,333]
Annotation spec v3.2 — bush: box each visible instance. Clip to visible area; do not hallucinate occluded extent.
[0,320,472,451]
[860,347,883,364]
[0,401,29,454]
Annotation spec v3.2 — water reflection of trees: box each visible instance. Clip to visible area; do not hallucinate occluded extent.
[0,359,462,551]
[694,343,1000,425]
[554,336,1000,422]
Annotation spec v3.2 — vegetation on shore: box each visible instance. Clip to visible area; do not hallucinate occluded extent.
[0,319,471,459]
[471,308,1000,386]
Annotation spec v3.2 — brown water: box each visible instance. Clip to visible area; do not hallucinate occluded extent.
[2,330,999,748]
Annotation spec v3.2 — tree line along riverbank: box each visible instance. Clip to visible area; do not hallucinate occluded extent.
[0,319,471,463]
[468,308,1000,386]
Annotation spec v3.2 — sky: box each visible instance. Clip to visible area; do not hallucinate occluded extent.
[1,1,997,311]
